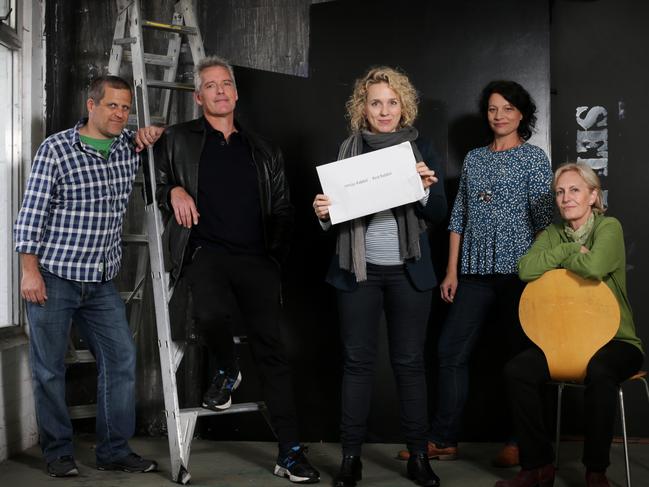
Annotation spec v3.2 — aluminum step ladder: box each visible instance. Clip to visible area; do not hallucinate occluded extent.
[108,0,272,483]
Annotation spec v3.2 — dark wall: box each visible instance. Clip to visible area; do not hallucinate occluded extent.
[218,0,551,443]
[550,0,649,436]
[201,0,314,77]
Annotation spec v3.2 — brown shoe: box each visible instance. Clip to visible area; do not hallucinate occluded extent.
[494,464,555,487]
[396,442,458,461]
[492,444,520,468]
[585,471,610,487]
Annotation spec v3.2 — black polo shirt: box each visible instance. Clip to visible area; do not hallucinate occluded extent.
[189,119,265,254]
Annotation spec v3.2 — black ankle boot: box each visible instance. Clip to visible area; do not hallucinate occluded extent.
[334,455,362,487]
[407,452,441,487]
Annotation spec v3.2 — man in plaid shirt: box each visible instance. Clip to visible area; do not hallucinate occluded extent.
[14,75,163,477]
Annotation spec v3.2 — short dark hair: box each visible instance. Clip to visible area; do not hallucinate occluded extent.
[88,75,133,103]
[479,80,537,140]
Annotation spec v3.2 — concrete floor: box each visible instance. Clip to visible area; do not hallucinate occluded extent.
[1,435,648,486]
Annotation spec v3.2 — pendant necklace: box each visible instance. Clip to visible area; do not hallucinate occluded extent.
[478,138,524,203]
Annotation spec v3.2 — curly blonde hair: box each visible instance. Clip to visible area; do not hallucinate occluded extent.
[345,66,419,132]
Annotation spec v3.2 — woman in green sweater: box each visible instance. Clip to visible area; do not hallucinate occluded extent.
[495,162,643,487]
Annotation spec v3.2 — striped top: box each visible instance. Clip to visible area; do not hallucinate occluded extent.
[321,189,429,265]
[366,190,430,265]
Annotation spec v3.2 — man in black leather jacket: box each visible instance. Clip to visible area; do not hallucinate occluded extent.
[154,56,320,485]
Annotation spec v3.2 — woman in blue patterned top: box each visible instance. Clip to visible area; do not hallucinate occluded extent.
[424,81,554,463]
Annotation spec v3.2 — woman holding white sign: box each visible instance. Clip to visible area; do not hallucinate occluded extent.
[313,66,447,487]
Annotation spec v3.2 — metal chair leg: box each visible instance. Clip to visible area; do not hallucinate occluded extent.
[554,383,564,468]
[618,388,631,487]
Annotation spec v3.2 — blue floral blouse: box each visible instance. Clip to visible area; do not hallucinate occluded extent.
[449,143,554,275]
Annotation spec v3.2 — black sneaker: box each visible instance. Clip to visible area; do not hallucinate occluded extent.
[273,445,320,484]
[47,455,79,477]
[97,452,158,473]
[202,369,242,411]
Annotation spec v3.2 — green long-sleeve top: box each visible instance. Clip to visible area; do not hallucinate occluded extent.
[518,214,643,352]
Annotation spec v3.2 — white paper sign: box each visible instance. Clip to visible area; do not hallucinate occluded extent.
[316,141,425,224]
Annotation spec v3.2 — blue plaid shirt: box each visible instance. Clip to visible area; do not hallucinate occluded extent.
[14,119,140,282]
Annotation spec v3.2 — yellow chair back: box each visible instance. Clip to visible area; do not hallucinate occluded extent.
[518,269,619,382]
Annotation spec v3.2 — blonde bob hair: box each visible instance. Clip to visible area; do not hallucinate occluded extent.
[553,162,606,214]
[345,66,419,132]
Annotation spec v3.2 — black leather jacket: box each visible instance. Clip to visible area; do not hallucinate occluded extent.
[154,118,294,284]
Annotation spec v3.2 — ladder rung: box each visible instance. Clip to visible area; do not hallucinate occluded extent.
[148,80,195,91]
[124,50,176,67]
[69,404,97,420]
[180,402,267,418]
[114,37,136,45]
[143,52,176,67]
[65,349,95,364]
[127,114,166,126]
[122,233,149,243]
[142,19,198,36]
[120,291,143,301]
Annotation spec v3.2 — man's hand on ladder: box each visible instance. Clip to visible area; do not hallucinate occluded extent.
[134,125,165,152]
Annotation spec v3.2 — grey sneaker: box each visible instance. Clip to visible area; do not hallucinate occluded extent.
[47,455,79,477]
[97,452,158,473]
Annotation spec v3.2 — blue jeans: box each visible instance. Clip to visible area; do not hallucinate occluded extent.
[429,274,527,447]
[26,269,135,464]
[337,263,431,455]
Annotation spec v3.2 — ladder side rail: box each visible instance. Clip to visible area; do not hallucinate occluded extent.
[140,107,189,483]
[124,245,149,337]
[177,0,205,119]
[121,0,153,377]
[129,1,187,482]
[159,12,184,124]
[108,0,130,75]
[177,0,205,62]
[128,1,151,128]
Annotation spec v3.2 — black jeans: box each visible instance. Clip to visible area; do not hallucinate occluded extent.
[430,274,528,446]
[505,340,644,471]
[337,263,432,455]
[184,247,299,444]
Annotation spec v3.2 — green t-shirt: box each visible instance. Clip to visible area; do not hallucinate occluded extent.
[80,135,115,159]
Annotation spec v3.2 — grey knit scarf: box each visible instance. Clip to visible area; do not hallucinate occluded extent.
[336,126,428,282]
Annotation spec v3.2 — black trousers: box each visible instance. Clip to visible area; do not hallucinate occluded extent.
[184,248,299,444]
[505,340,643,472]
[430,274,529,446]
[337,263,431,456]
